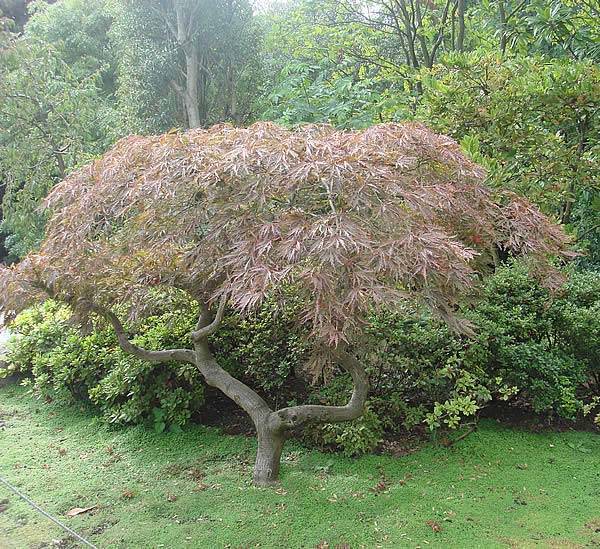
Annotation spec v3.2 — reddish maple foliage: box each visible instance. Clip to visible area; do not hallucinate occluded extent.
[0,122,571,485]
[0,122,569,338]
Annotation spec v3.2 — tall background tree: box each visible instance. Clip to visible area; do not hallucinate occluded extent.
[109,0,261,132]
[0,0,117,261]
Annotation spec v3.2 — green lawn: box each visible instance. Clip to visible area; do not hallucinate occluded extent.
[0,384,599,548]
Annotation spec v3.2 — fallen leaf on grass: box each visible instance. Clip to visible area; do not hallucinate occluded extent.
[370,479,388,493]
[66,505,97,517]
[585,519,600,533]
[121,490,135,499]
[426,520,442,533]
[166,494,178,502]
[58,448,67,456]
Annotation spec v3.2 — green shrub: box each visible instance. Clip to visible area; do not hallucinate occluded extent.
[88,353,204,431]
[307,264,600,449]
[6,300,204,431]
[31,328,114,400]
[5,264,598,450]
[312,407,384,457]
[550,270,600,388]
[363,308,475,432]
[2,301,75,378]
[464,264,597,419]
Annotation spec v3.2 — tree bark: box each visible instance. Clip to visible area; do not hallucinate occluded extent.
[94,300,369,487]
[499,0,508,55]
[172,1,201,128]
[254,425,286,486]
[184,47,201,128]
[456,0,466,52]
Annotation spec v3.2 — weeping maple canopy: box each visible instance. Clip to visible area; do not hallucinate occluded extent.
[1,122,569,344]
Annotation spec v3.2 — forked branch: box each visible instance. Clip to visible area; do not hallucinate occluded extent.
[191,294,227,341]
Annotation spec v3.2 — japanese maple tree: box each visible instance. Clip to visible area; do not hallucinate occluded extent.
[0,122,570,485]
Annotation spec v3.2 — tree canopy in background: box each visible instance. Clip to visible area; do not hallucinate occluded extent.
[110,0,260,133]
[0,0,117,259]
[0,0,260,260]
[0,0,597,264]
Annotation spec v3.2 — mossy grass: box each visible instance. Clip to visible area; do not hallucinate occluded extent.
[1,383,599,548]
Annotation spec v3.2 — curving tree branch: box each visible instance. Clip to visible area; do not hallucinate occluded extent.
[191,294,227,341]
[88,303,195,365]
[272,349,369,429]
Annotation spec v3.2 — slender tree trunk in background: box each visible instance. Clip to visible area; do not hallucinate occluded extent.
[499,0,508,55]
[184,47,201,128]
[224,63,238,123]
[429,0,453,66]
[561,113,590,225]
[173,1,201,128]
[53,146,66,180]
[456,0,466,52]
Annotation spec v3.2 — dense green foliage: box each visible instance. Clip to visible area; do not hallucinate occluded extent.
[5,265,599,455]
[109,0,260,133]
[0,0,117,259]
[0,0,261,259]
[3,301,204,431]
[419,54,600,262]
[303,266,600,453]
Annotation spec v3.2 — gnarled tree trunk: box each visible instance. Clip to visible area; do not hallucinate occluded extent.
[254,425,286,486]
[93,298,369,487]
